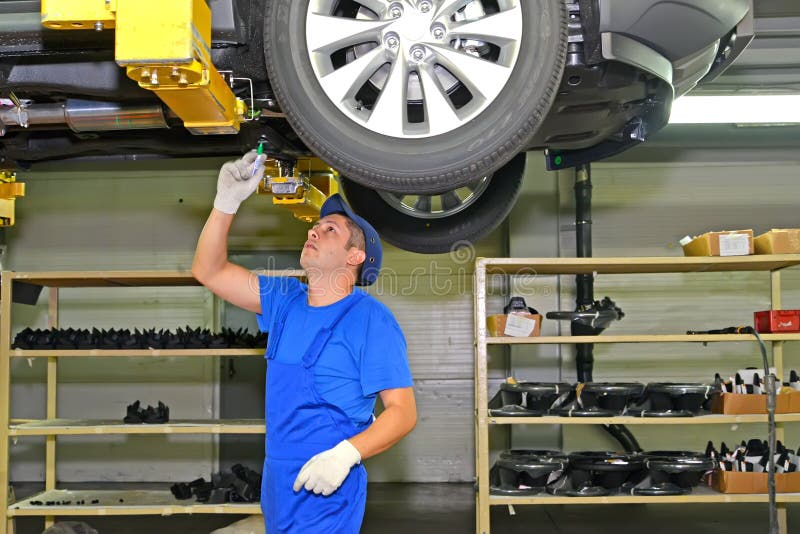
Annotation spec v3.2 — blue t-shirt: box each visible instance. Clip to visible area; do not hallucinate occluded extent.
[256,276,413,428]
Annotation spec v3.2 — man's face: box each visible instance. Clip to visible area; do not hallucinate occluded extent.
[300,214,365,282]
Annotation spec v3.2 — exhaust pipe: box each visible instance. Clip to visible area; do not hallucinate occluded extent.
[0,99,168,134]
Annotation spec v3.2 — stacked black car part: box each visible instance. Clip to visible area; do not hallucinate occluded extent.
[123,400,169,424]
[12,327,267,350]
[489,381,718,417]
[488,382,571,417]
[491,449,714,497]
[490,450,569,496]
[627,383,716,417]
[171,464,261,504]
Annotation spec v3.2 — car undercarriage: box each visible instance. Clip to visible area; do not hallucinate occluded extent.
[0,0,754,252]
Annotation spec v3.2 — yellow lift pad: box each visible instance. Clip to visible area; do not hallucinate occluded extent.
[257,159,340,223]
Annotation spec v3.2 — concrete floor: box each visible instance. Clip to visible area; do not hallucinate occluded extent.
[11,483,797,533]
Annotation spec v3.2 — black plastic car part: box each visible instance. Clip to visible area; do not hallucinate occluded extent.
[172,464,262,504]
[170,482,193,500]
[556,382,644,416]
[489,382,572,417]
[142,401,170,424]
[556,408,619,418]
[626,409,695,418]
[124,400,169,424]
[546,297,625,336]
[567,451,647,495]
[640,383,717,416]
[490,450,569,496]
[488,404,541,417]
[123,400,143,424]
[500,450,568,461]
[504,297,540,316]
[565,484,610,497]
[633,451,716,496]
[11,327,268,350]
[632,484,685,497]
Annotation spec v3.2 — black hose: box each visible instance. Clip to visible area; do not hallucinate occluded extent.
[754,331,778,534]
[575,344,593,383]
[602,424,642,453]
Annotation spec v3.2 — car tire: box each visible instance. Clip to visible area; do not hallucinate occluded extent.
[264,0,566,194]
[340,152,527,254]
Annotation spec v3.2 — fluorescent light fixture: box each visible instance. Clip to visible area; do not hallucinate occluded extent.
[668,95,800,124]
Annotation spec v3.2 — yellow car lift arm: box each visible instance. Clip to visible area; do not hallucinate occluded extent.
[41,0,246,135]
[40,1,336,222]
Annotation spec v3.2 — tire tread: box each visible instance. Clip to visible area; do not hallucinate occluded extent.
[265,0,568,192]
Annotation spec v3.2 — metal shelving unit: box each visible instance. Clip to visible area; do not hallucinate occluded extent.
[473,255,800,534]
[0,270,303,532]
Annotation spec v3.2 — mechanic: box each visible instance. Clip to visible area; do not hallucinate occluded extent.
[192,152,417,533]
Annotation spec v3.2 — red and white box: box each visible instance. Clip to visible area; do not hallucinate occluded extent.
[754,310,800,333]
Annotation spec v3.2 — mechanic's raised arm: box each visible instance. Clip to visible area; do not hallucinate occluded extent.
[192,152,262,314]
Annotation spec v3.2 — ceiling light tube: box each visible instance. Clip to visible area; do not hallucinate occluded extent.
[668,95,800,124]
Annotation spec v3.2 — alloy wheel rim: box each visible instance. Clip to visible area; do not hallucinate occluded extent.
[376,175,490,218]
[306,0,523,138]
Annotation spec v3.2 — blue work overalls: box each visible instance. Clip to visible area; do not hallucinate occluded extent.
[261,291,368,533]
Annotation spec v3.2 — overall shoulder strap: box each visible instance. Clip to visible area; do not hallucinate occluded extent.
[265,289,304,360]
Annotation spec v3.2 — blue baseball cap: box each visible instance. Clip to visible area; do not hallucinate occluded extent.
[319,193,382,286]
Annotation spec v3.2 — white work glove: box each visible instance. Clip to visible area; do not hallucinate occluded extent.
[292,440,361,496]
[213,150,261,215]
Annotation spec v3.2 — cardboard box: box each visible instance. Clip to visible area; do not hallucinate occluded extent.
[713,470,800,494]
[710,391,800,415]
[486,313,542,337]
[754,228,800,254]
[682,230,754,257]
[754,310,800,333]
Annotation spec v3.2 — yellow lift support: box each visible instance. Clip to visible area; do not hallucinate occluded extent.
[0,171,24,227]
[40,0,333,221]
[257,158,340,223]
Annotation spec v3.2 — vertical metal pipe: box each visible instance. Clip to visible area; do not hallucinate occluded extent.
[574,164,594,382]
[573,164,640,452]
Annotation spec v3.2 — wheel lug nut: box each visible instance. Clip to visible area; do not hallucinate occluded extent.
[389,3,403,18]
[431,24,445,40]
[411,46,426,61]
[384,33,400,49]
[418,1,432,13]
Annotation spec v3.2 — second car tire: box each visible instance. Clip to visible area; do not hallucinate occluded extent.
[341,153,527,254]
